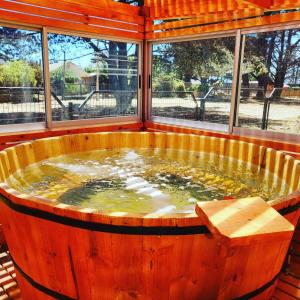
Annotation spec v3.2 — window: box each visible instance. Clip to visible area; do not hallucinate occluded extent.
[48,33,139,122]
[0,26,44,125]
[151,37,235,127]
[236,29,300,135]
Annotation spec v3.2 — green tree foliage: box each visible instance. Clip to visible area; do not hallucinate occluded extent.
[152,38,235,94]
[51,68,79,85]
[0,61,37,87]
[169,39,234,84]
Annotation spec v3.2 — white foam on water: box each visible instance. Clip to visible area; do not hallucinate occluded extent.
[126,177,170,200]
[153,205,176,215]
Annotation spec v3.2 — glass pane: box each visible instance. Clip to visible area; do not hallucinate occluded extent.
[237,29,300,134]
[0,26,45,125]
[48,33,139,121]
[152,37,235,125]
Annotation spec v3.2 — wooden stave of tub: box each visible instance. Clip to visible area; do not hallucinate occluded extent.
[0,131,299,299]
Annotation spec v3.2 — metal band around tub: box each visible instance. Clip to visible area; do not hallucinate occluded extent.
[0,195,210,235]
[10,254,76,300]
[0,193,299,234]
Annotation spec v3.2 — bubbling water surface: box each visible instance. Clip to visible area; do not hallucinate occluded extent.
[6,148,286,215]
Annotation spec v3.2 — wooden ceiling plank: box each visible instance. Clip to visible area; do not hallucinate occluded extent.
[148,0,254,20]
[0,0,143,32]
[147,8,263,32]
[0,8,143,40]
[13,0,144,24]
[271,0,300,10]
[238,0,272,9]
[147,10,300,40]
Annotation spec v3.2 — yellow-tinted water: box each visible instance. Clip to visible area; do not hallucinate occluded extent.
[6,148,286,214]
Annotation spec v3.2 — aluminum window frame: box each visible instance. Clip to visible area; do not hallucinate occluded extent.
[0,20,143,132]
[46,28,143,129]
[0,21,47,132]
[148,30,238,133]
[233,21,300,143]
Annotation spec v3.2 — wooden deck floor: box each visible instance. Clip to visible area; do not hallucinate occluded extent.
[0,252,21,300]
[273,223,300,300]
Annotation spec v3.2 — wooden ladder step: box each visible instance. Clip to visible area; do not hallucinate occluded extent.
[289,261,300,278]
[277,280,300,298]
[280,273,300,289]
[272,288,299,300]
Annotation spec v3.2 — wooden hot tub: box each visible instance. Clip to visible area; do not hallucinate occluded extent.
[0,132,299,299]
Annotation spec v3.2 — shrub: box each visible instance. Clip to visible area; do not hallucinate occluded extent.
[174,80,186,98]
[0,60,37,87]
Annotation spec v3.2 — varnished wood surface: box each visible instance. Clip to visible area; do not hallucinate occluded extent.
[0,131,299,224]
[0,0,299,41]
[272,221,300,300]
[196,197,294,246]
[0,131,298,299]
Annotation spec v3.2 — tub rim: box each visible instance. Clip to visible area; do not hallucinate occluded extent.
[0,131,299,227]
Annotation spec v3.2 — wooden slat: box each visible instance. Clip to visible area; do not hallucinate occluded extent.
[9,0,144,25]
[148,0,251,20]
[0,122,143,150]
[240,0,272,9]
[0,8,143,40]
[276,280,300,298]
[146,10,300,40]
[147,8,263,32]
[20,0,141,17]
[270,0,300,10]
[0,0,144,33]
[144,122,300,155]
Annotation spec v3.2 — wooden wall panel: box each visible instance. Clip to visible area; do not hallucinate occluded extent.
[0,0,144,40]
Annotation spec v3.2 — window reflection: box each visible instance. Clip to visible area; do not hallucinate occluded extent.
[237,29,300,134]
[152,37,235,126]
[48,33,139,121]
[0,26,44,125]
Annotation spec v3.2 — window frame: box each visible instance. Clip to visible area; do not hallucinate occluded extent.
[148,22,300,143]
[233,23,300,143]
[0,21,46,132]
[0,21,143,132]
[147,30,238,133]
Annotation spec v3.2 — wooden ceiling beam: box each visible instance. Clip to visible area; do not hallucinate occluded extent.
[146,10,300,40]
[12,0,144,24]
[271,0,300,10]
[0,7,144,39]
[147,8,263,32]
[147,0,252,20]
[0,0,144,32]
[239,0,272,9]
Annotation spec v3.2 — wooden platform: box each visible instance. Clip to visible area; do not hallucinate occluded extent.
[0,252,21,300]
[273,222,300,299]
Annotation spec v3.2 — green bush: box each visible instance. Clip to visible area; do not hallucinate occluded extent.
[0,60,37,87]
[152,74,176,97]
[174,80,186,98]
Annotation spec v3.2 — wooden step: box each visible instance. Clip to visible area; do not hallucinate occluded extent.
[289,260,300,277]
[277,280,300,298]
[291,241,300,256]
[272,288,299,300]
[291,255,300,266]
[280,273,300,289]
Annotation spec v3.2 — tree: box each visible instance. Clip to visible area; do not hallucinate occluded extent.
[152,38,235,95]
[0,61,37,87]
[243,29,300,95]
[47,34,138,114]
